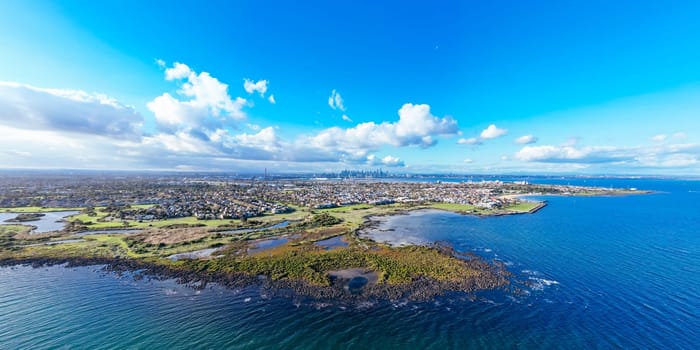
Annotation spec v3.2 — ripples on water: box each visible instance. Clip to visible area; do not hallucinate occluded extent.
[1,179,699,349]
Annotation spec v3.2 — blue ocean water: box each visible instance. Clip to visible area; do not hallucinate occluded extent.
[1,178,699,349]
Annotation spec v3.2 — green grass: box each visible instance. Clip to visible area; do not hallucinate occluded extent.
[83,234,233,258]
[184,244,482,286]
[427,203,477,212]
[0,224,33,237]
[503,201,541,212]
[69,203,310,231]
[318,204,373,213]
[69,211,243,230]
[316,203,409,228]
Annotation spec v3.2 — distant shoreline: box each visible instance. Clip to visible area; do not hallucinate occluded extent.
[0,182,650,302]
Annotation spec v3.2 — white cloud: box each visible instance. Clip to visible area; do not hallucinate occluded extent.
[165,62,192,80]
[232,127,282,153]
[366,154,405,167]
[143,131,215,154]
[458,124,508,147]
[381,155,404,167]
[480,124,508,139]
[457,137,482,145]
[515,134,538,145]
[463,158,474,163]
[305,103,458,158]
[328,89,346,111]
[0,82,142,140]
[148,62,248,133]
[341,114,353,122]
[515,142,700,169]
[268,94,276,104]
[0,124,147,169]
[515,145,628,163]
[243,79,268,96]
[650,154,697,167]
[0,80,448,170]
[651,134,668,142]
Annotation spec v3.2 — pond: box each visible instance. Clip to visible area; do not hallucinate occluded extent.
[314,236,348,249]
[0,211,80,233]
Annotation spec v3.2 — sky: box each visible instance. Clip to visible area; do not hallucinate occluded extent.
[0,0,699,175]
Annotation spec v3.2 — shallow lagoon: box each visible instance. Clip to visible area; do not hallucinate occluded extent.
[0,211,79,233]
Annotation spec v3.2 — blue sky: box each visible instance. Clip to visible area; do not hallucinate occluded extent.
[1,0,699,174]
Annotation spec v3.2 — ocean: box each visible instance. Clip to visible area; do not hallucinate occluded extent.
[1,178,699,349]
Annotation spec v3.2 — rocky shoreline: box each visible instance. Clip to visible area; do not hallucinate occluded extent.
[0,242,511,303]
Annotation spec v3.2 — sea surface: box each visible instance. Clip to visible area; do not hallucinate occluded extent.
[1,178,699,349]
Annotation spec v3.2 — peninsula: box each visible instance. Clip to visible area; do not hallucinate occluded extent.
[0,174,646,301]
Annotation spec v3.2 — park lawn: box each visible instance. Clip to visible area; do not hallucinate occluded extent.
[503,201,540,212]
[427,202,477,212]
[253,208,310,224]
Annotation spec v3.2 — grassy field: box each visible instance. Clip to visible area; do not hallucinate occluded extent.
[67,203,309,231]
[427,203,477,212]
[503,201,541,212]
[0,225,33,238]
[182,243,484,286]
[317,203,408,227]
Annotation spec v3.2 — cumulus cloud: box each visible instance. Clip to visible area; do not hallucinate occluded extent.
[147,62,248,133]
[515,145,631,163]
[480,124,508,139]
[232,127,282,153]
[515,142,700,169]
[165,62,192,80]
[328,89,345,111]
[457,124,508,147]
[0,82,142,140]
[243,79,268,96]
[304,103,458,159]
[515,134,538,145]
[381,155,404,167]
[268,94,276,104]
[366,154,405,167]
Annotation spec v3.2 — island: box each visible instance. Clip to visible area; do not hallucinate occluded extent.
[0,174,648,301]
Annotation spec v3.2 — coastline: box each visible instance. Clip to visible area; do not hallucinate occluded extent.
[0,244,511,302]
[0,205,519,302]
[0,186,649,302]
